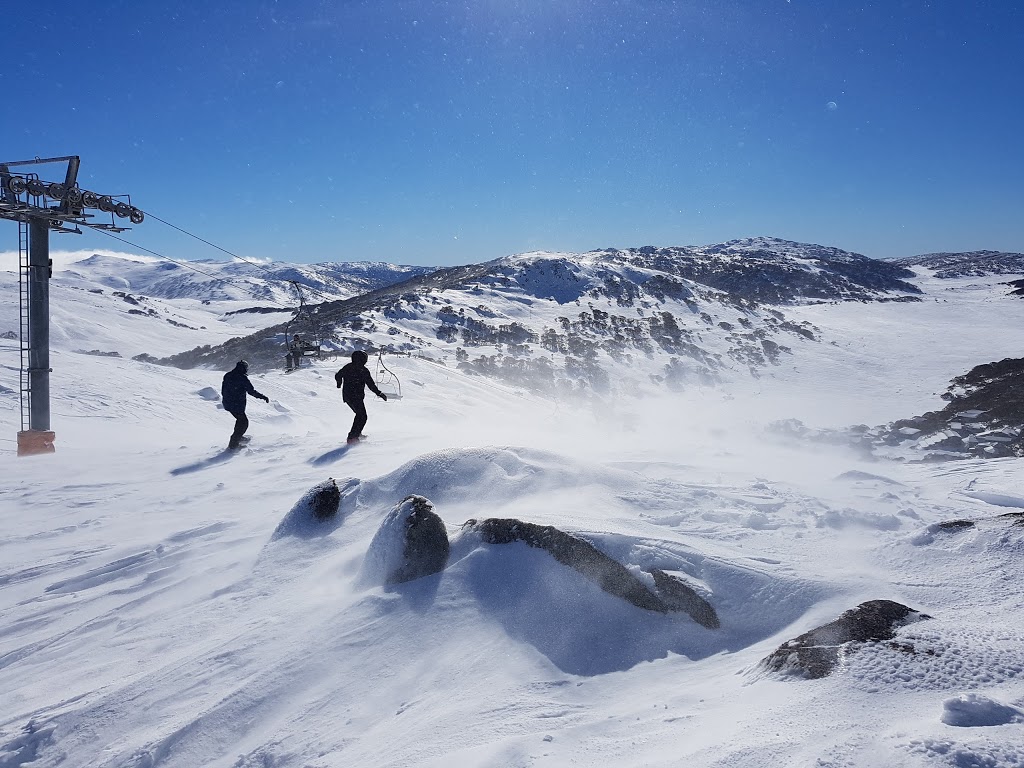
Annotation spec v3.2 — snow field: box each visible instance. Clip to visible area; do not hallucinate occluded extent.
[2,254,1024,766]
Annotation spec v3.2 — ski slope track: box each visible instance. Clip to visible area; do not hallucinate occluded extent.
[1,240,1024,767]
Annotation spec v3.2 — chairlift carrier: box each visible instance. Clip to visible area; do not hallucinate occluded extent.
[375,351,403,400]
[283,281,325,366]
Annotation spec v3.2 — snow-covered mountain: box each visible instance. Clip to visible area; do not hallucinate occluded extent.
[895,250,1024,278]
[40,248,436,303]
[3,239,1024,767]
[157,238,923,393]
[0,249,436,360]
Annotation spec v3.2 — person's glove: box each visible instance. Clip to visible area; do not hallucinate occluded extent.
[336,381,342,388]
[260,394,270,402]
[379,393,388,401]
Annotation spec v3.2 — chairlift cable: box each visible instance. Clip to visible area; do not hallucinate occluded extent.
[91,227,292,309]
[137,208,340,305]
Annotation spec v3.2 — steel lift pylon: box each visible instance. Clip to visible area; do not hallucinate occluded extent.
[0,156,144,455]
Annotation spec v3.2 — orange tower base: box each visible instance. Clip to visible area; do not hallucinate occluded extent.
[17,430,56,456]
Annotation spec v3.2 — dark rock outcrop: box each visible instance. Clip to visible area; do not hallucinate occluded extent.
[388,495,450,585]
[936,519,975,531]
[310,479,342,520]
[772,357,1024,461]
[760,599,930,679]
[271,477,357,539]
[466,518,663,611]
[464,518,719,627]
[648,568,720,629]
[1000,511,1024,527]
[362,495,450,586]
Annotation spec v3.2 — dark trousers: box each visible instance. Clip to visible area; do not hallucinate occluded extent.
[344,398,367,440]
[227,408,249,448]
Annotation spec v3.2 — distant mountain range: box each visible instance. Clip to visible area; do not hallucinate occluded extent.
[894,250,1024,278]
[55,252,435,304]
[154,237,929,393]
[6,237,1021,401]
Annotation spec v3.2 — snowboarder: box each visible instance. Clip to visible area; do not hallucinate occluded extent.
[335,350,387,444]
[221,360,270,450]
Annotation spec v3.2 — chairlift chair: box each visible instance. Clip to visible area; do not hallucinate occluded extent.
[375,351,403,400]
[284,281,324,369]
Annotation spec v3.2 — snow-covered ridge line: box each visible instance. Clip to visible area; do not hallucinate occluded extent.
[0,248,437,304]
[894,250,1024,278]
[153,237,919,394]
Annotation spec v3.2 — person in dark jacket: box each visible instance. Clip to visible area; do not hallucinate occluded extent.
[287,334,304,370]
[335,350,387,443]
[221,360,270,450]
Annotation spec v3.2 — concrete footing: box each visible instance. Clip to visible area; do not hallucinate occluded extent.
[17,430,55,456]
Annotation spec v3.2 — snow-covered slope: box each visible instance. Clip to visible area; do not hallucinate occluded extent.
[2,241,1024,767]
[6,248,435,303]
[158,238,923,392]
[0,249,435,360]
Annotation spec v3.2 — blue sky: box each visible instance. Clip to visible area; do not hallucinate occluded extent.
[3,0,1022,266]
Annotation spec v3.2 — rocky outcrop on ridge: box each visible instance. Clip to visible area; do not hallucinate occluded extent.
[894,250,1024,278]
[760,600,930,679]
[770,357,1024,461]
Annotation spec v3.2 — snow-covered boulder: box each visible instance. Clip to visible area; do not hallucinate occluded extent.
[363,495,450,586]
[196,386,220,401]
[941,694,1024,727]
[759,600,930,679]
[465,518,665,611]
[271,478,354,539]
[463,518,719,627]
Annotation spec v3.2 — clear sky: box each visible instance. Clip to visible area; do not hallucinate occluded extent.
[3,1,1022,266]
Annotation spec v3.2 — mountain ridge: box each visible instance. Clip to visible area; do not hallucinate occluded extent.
[153,237,921,395]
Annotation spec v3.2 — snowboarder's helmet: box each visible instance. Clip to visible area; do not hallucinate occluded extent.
[238,360,249,373]
[351,350,368,365]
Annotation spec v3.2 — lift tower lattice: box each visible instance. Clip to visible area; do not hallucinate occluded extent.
[0,156,145,456]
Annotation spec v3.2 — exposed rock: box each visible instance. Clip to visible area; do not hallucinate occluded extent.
[466,518,665,611]
[464,518,718,627]
[76,349,121,358]
[936,519,976,531]
[773,357,1024,461]
[364,495,450,586]
[760,599,930,679]
[310,479,342,520]
[648,568,720,629]
[998,511,1024,527]
[392,496,450,584]
[271,478,355,539]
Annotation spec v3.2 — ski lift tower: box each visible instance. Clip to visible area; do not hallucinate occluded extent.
[0,156,145,456]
